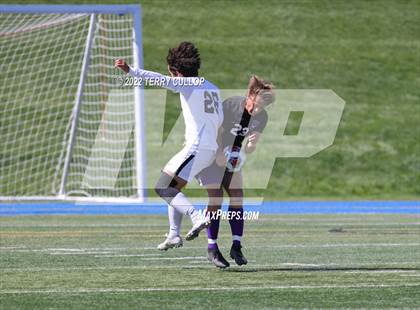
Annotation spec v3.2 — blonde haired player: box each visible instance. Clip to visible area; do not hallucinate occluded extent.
[196,75,275,268]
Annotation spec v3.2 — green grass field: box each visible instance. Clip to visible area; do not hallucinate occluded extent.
[0,214,419,309]
[0,0,419,199]
[0,1,419,309]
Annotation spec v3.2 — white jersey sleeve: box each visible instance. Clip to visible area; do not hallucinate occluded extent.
[128,67,202,94]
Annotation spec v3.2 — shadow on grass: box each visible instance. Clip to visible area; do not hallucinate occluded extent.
[222,266,420,273]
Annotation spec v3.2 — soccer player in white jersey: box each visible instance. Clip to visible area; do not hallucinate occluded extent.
[115,42,223,250]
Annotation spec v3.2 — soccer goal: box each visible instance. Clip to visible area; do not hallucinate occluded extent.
[0,5,147,202]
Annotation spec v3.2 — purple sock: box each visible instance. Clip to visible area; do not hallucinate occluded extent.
[207,210,220,250]
[228,207,243,246]
[208,243,218,250]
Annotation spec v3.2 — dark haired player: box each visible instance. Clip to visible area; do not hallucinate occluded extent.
[196,75,275,268]
[115,42,223,250]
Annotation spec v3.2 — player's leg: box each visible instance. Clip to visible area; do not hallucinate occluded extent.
[223,171,248,265]
[155,172,188,250]
[154,148,202,224]
[155,170,200,221]
[155,171,208,248]
[167,204,183,238]
[156,148,216,240]
[196,162,225,249]
[180,149,221,241]
[205,185,229,268]
[196,162,230,267]
[157,205,184,251]
[155,149,209,249]
[206,186,223,250]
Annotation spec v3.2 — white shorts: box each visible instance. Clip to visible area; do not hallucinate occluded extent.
[164,147,216,182]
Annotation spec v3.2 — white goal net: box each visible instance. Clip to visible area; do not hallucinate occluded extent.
[0,7,145,201]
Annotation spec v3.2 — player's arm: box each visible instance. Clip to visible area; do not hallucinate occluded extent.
[244,131,261,154]
[114,59,180,93]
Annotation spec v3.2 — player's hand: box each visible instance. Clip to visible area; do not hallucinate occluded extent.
[114,59,130,73]
[248,133,258,144]
[225,146,241,171]
[216,151,227,167]
[245,132,260,153]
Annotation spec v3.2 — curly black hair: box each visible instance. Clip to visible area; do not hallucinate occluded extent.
[166,42,201,77]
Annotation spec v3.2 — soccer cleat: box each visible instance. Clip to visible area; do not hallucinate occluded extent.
[185,218,211,241]
[230,244,248,265]
[207,248,230,268]
[157,235,183,251]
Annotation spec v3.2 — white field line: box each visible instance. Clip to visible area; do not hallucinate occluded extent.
[187,259,259,264]
[1,265,216,272]
[258,220,420,225]
[49,248,88,252]
[278,263,420,270]
[400,274,420,277]
[1,224,419,230]
[281,263,339,267]
[344,270,418,274]
[2,263,419,273]
[1,248,119,252]
[180,243,420,249]
[258,218,420,222]
[189,260,207,264]
[1,221,419,227]
[141,256,207,261]
[49,252,115,255]
[94,254,162,258]
[0,224,167,228]
[1,283,419,295]
[2,243,419,253]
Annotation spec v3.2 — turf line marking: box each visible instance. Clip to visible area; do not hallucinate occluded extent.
[3,248,123,252]
[2,264,419,273]
[258,218,420,223]
[276,263,420,270]
[49,252,116,255]
[281,263,339,267]
[141,256,207,261]
[50,248,88,252]
[1,266,214,272]
[1,284,419,295]
[344,270,418,274]
[3,243,418,253]
[265,243,420,248]
[94,254,162,258]
[0,224,167,228]
[2,222,419,227]
[400,274,420,277]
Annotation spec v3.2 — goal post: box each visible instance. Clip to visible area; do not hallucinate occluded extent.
[0,5,147,202]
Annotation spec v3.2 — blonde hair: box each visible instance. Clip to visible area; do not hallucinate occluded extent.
[247,75,275,105]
